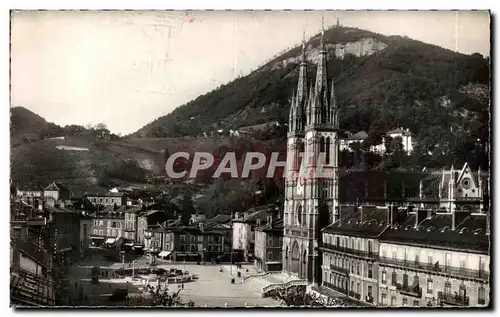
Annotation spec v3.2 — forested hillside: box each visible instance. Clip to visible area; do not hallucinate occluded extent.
[133,26,490,170]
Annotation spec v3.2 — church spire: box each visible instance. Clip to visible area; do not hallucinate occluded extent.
[310,16,329,126]
[296,29,308,111]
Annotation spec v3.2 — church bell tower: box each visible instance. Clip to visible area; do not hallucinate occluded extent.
[283,19,340,286]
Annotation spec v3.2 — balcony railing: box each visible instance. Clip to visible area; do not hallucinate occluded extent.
[395,283,422,298]
[378,257,489,281]
[323,282,348,295]
[329,264,349,275]
[438,291,470,306]
[322,243,376,259]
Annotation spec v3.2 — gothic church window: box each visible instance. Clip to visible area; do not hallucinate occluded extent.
[326,137,331,165]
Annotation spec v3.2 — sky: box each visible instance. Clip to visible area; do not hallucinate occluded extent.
[10,10,490,135]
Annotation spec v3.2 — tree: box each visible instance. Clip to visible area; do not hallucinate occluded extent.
[128,284,195,307]
[268,285,337,307]
[180,189,196,224]
[94,123,108,130]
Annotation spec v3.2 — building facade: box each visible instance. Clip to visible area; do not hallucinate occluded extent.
[378,210,490,307]
[283,25,340,285]
[321,205,394,305]
[84,192,127,206]
[44,182,71,201]
[254,213,284,272]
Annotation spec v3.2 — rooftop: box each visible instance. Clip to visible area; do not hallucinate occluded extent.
[323,205,392,238]
[347,131,368,141]
[84,191,126,197]
[380,212,489,254]
[44,182,70,192]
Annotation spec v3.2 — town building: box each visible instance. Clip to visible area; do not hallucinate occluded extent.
[232,204,277,262]
[78,212,93,255]
[203,214,232,252]
[378,209,490,307]
[84,191,127,206]
[44,182,71,202]
[89,205,141,246]
[319,205,405,305]
[386,128,414,154]
[10,200,55,306]
[340,131,368,152]
[254,211,284,272]
[16,185,44,200]
[144,221,225,263]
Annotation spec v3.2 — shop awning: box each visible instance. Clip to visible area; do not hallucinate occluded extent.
[158,251,171,258]
[188,253,200,257]
[133,245,144,249]
[90,236,105,239]
[124,243,134,247]
[105,238,116,244]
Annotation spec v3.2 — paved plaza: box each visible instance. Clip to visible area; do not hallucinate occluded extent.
[68,257,281,307]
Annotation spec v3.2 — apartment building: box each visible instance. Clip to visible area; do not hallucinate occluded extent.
[378,210,490,307]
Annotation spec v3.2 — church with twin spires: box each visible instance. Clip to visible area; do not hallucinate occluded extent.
[282,23,340,286]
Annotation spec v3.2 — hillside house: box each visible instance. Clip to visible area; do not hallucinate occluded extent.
[84,191,127,206]
[340,131,368,151]
[44,182,71,201]
[17,185,44,199]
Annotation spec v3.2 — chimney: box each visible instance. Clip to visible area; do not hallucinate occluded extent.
[360,205,365,222]
[415,208,427,229]
[234,212,239,220]
[113,203,118,211]
[452,210,471,231]
[256,219,261,227]
[199,222,204,232]
[388,204,397,225]
[427,209,436,219]
[59,200,65,208]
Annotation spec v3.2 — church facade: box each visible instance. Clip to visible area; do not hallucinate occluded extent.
[282,26,340,286]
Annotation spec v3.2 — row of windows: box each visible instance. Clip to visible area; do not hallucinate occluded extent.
[179,244,221,252]
[381,248,487,271]
[324,254,374,278]
[323,234,374,252]
[180,235,219,243]
[90,197,122,204]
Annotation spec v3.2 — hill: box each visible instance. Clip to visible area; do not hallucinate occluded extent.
[132,26,490,169]
[10,106,55,146]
